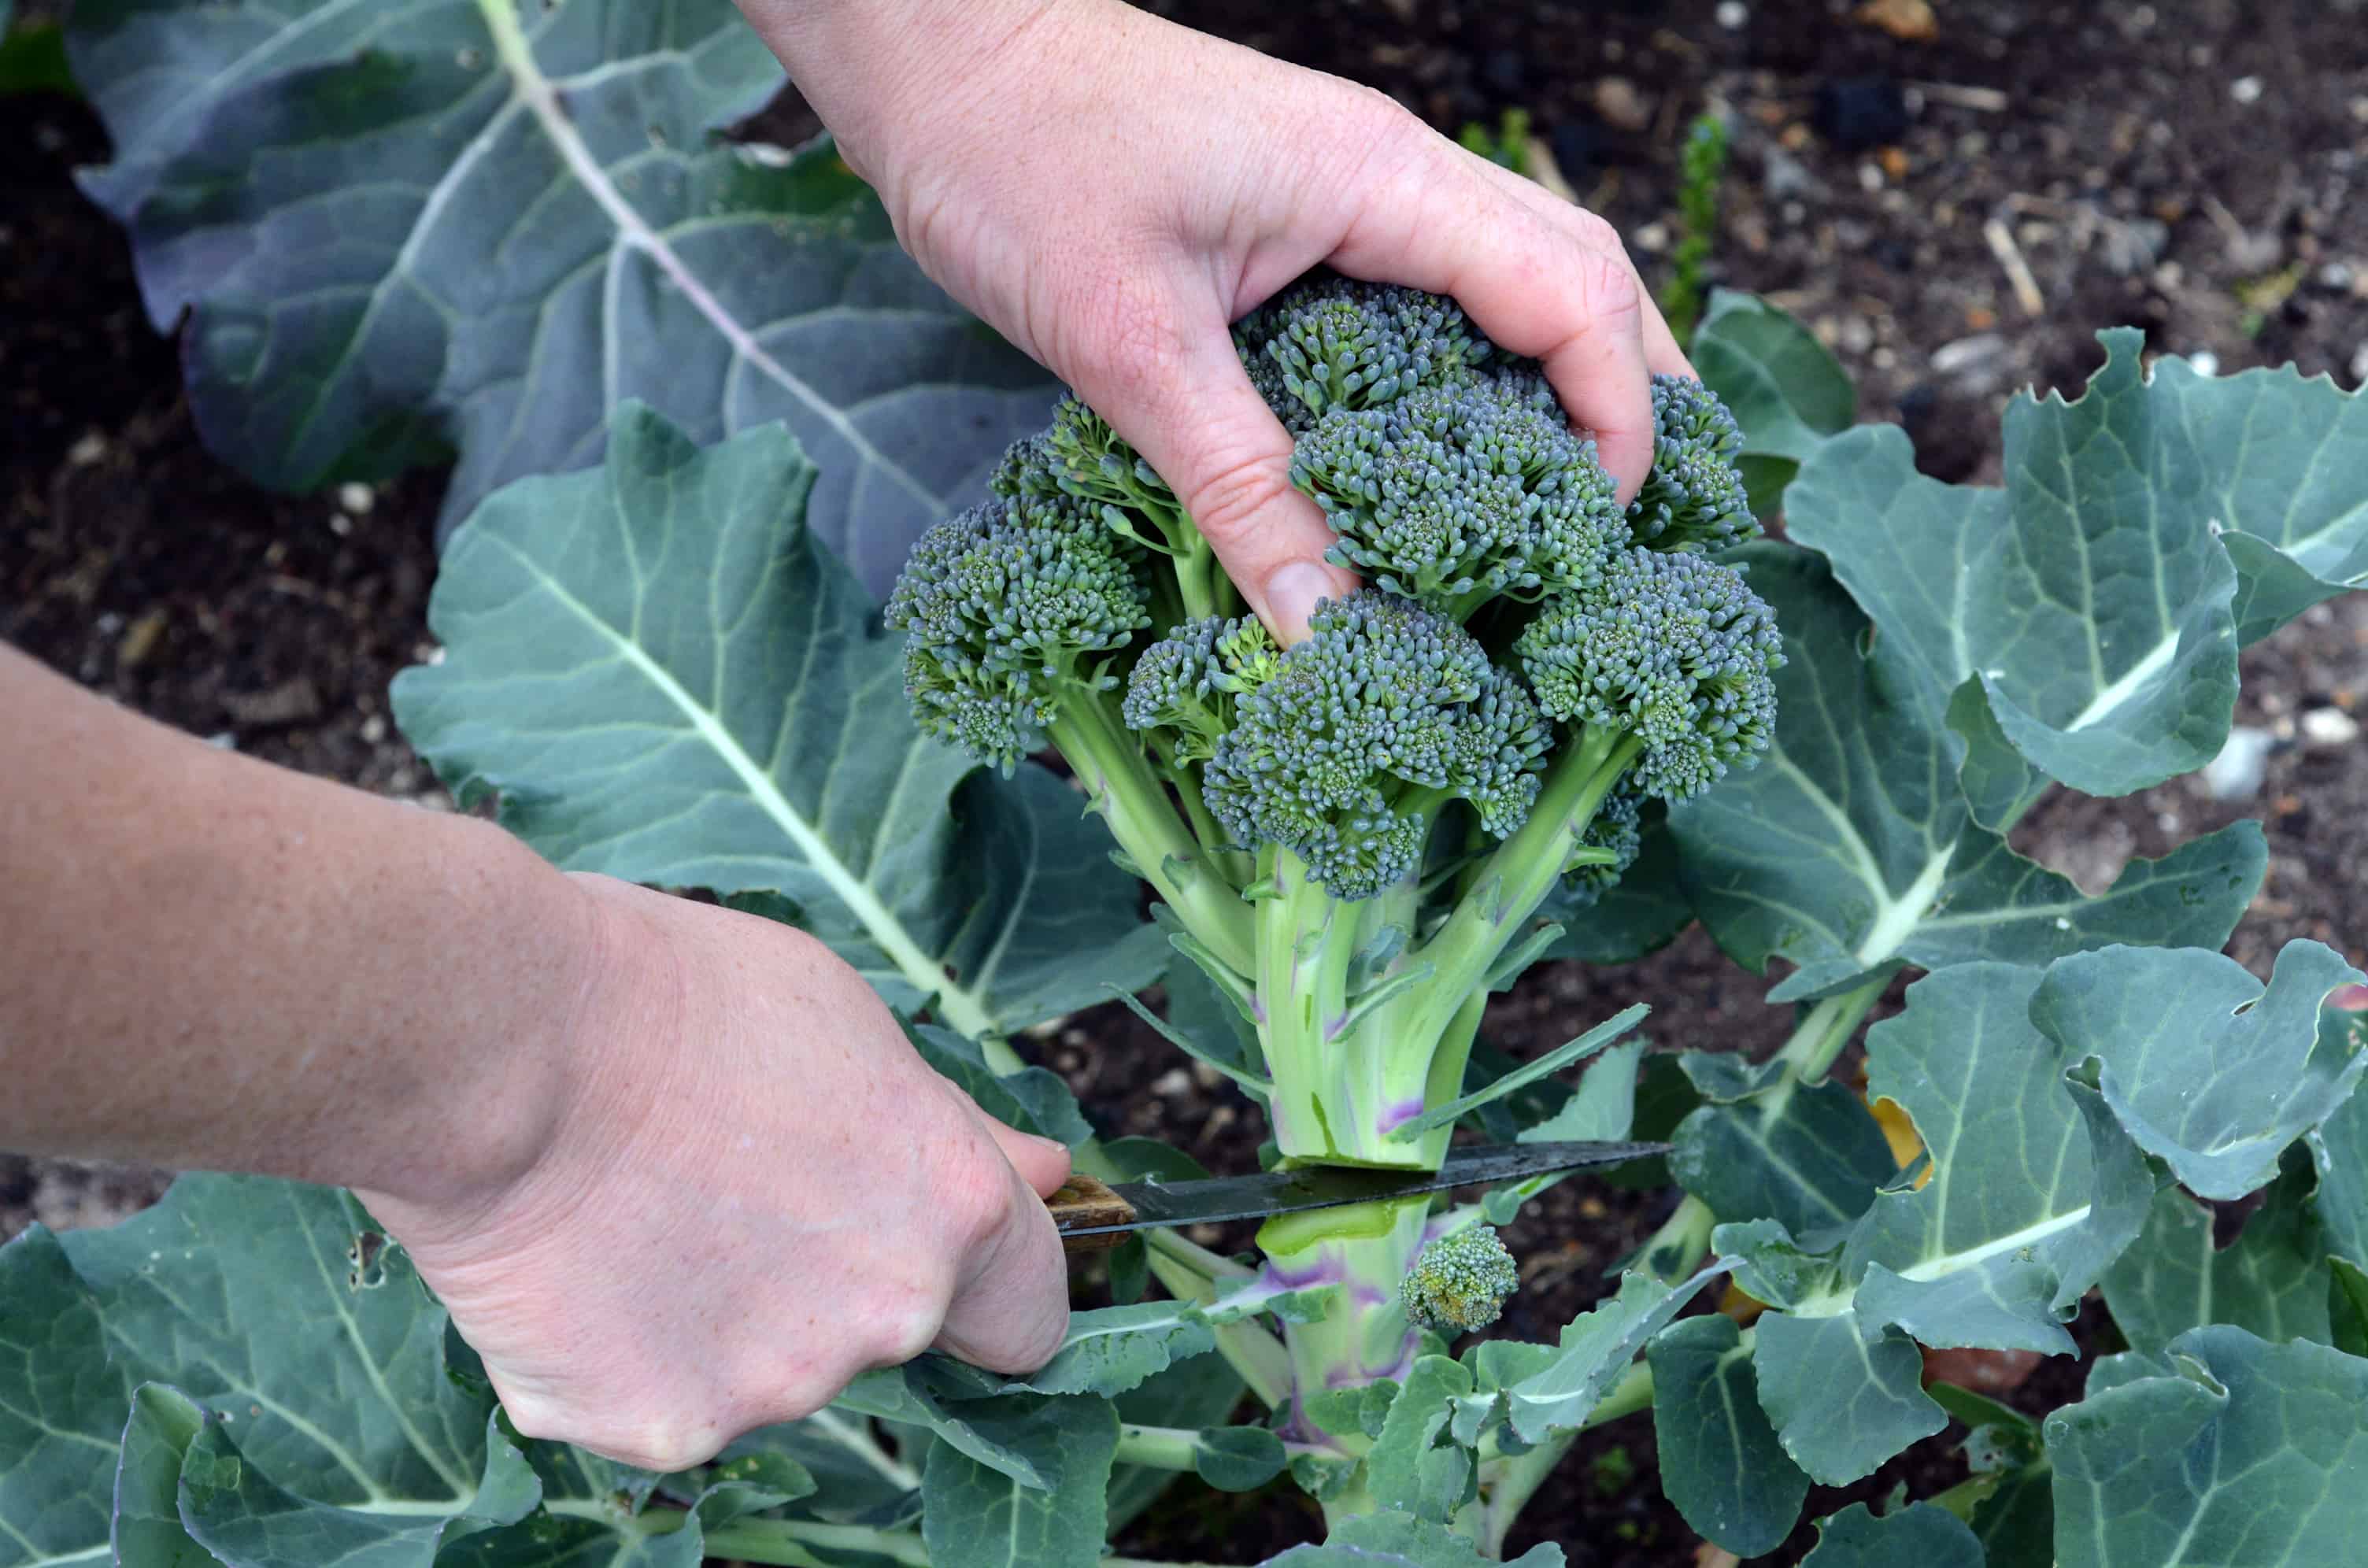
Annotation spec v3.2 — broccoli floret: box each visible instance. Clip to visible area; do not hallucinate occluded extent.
[885,490,1150,772]
[1560,782,1647,908]
[1201,591,1548,897]
[1627,374,1756,553]
[1122,614,1281,766]
[1515,545,1782,801]
[1401,1226,1521,1333]
[1238,276,1493,427]
[1290,371,1624,610]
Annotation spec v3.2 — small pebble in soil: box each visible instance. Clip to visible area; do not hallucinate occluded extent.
[337,482,376,515]
[1593,76,1651,134]
[2188,349,2221,378]
[2229,76,2264,105]
[2203,726,2275,800]
[1715,0,1747,28]
[2301,708,2362,747]
[2349,342,2368,387]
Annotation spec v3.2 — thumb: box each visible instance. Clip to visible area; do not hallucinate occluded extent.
[979,1116,1073,1199]
[1074,316,1355,643]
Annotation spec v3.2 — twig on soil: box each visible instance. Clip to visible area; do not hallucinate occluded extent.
[1908,80,2011,113]
[1983,216,2047,316]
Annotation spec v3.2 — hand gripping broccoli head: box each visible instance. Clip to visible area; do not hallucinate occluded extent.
[888,275,1778,1385]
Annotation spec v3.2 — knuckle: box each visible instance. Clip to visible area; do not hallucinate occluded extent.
[1573,245,1642,322]
[1563,205,1623,255]
[865,1286,947,1369]
[1184,449,1299,547]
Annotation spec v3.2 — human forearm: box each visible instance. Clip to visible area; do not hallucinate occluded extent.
[0,644,596,1210]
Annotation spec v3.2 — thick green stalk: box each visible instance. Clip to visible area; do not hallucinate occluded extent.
[1775,974,1887,1084]
[1259,1198,1431,1436]
[1047,696,1255,977]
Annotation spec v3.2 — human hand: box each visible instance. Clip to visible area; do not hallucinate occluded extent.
[745,0,1693,639]
[357,875,1072,1473]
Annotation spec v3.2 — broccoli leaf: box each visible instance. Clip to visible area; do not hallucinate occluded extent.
[1647,1313,1808,1555]
[1670,1052,1898,1238]
[1670,546,2266,1002]
[67,0,1055,590]
[1691,289,1857,516]
[1841,962,2155,1357]
[1500,1267,1723,1442]
[2030,941,2368,1200]
[1752,1310,1945,1485]
[393,405,1165,1038]
[1365,1356,1476,1523]
[1800,1502,1983,1567]
[2100,1152,2329,1355]
[0,1175,731,1568]
[919,1396,1119,1568]
[2045,1327,2368,1567]
[1785,332,2368,802]
[1263,1511,1564,1566]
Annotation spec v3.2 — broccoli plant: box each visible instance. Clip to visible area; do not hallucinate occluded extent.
[878,276,1783,1448]
[9,8,2368,1555]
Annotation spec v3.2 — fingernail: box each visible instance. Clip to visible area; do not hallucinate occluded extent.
[1027,1132,1070,1155]
[1264,560,1338,644]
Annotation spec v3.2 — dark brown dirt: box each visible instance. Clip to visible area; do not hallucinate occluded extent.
[5,2,2366,1563]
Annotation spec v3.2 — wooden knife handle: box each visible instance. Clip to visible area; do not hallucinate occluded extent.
[1046,1172,1135,1253]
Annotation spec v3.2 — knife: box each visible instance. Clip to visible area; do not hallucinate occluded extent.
[1046,1139,1669,1252]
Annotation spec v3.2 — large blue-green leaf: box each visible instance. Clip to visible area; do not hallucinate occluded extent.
[0,1176,736,1568]
[2101,1150,2330,1355]
[2047,1326,2368,1567]
[392,405,1164,1038]
[1800,1502,1982,1567]
[1785,332,2367,801]
[1646,1313,1807,1555]
[1669,1051,1897,1238]
[1670,547,2264,1002]
[1500,1268,1722,1442]
[1690,289,1857,516]
[1264,1511,1563,1567]
[67,0,1056,589]
[1841,963,2154,1357]
[2031,941,2368,1200]
[0,1177,495,1568]
[1751,1309,1944,1486]
[919,1396,1118,1568]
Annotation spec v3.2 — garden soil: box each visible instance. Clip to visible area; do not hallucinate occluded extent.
[5,1,2366,1562]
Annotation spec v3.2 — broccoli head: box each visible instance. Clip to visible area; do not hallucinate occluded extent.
[1290,370,1624,609]
[1401,1225,1521,1333]
[1514,545,1783,801]
[1194,591,1548,898]
[886,271,1780,1169]
[1237,276,1495,427]
[885,489,1150,771]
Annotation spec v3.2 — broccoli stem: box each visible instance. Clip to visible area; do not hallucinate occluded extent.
[1405,727,1644,1038]
[1045,697,1256,978]
[1257,1196,1431,1434]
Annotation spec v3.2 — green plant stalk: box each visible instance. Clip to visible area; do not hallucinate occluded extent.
[1255,732,1638,1170]
[1775,974,1887,1083]
[694,1512,1230,1568]
[1257,1196,1434,1426]
[1046,697,1256,977]
[1631,1193,1717,1285]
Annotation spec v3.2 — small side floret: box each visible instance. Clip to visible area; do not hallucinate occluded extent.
[1401,1226,1521,1333]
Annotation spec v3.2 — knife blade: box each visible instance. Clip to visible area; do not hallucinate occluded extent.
[1047,1140,1669,1252]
